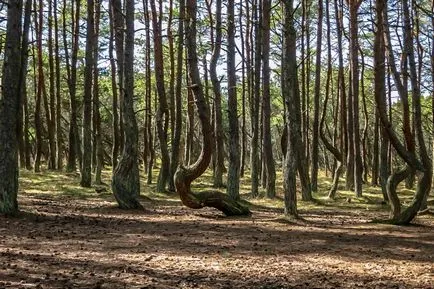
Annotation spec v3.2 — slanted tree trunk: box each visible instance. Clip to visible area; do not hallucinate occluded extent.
[111,0,142,209]
[0,0,23,215]
[174,0,250,217]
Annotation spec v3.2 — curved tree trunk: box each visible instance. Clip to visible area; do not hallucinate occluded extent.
[111,0,142,209]
[374,0,432,225]
[174,0,250,217]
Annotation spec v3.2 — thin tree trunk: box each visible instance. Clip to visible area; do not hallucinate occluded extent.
[251,0,262,198]
[93,0,103,185]
[311,0,323,193]
[150,0,170,193]
[227,0,241,201]
[109,2,120,169]
[64,0,82,173]
[261,0,276,199]
[209,0,225,188]
[54,0,63,170]
[47,0,57,170]
[18,0,32,171]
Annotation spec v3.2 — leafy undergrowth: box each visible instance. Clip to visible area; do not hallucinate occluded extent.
[0,169,433,288]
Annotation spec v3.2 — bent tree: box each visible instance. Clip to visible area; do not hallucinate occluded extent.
[174,0,250,216]
[111,0,143,209]
[374,0,432,225]
[0,0,23,215]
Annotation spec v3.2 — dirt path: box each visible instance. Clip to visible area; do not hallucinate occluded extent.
[1,188,433,289]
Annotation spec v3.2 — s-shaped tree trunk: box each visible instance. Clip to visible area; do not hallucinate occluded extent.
[174,0,250,217]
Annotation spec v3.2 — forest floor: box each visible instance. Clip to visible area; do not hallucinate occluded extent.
[0,170,433,289]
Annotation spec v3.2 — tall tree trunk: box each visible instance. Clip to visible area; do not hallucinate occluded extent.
[54,0,63,170]
[209,0,225,188]
[239,0,247,178]
[111,0,143,209]
[80,0,96,188]
[35,0,48,173]
[321,0,342,199]
[261,0,276,198]
[311,0,323,193]
[18,0,32,171]
[0,0,23,215]
[93,0,103,185]
[251,0,262,198]
[47,0,57,170]
[282,0,299,217]
[109,2,120,169]
[64,0,82,173]
[174,0,250,216]
[227,0,241,201]
[150,0,170,193]
[111,0,125,163]
[168,0,185,192]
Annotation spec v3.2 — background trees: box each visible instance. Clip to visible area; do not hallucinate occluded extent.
[0,0,432,223]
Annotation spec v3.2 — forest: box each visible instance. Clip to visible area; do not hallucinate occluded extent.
[0,0,433,288]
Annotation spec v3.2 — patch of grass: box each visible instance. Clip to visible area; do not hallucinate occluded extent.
[18,168,433,222]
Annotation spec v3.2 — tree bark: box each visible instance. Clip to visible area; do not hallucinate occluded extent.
[81,0,96,188]
[111,0,143,209]
[227,0,241,201]
[0,0,23,215]
[282,0,299,217]
[209,0,225,188]
[174,0,250,217]
[150,0,170,193]
[168,0,185,192]
[261,0,276,199]
[64,0,82,173]
[311,0,323,193]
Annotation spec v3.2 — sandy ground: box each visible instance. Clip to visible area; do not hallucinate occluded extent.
[0,185,433,288]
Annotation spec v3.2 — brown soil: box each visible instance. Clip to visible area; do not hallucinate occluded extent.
[1,188,433,289]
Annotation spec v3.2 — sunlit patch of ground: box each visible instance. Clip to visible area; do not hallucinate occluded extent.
[0,169,433,288]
